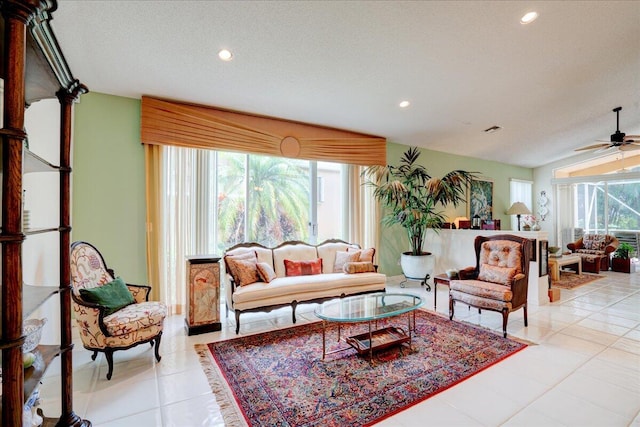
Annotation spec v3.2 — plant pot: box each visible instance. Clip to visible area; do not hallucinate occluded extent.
[611,257,631,273]
[400,252,434,281]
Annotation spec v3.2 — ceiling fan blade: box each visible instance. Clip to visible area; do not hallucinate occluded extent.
[624,135,640,142]
[575,143,611,151]
[619,144,640,151]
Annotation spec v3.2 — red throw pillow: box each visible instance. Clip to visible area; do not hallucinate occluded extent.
[284,258,323,276]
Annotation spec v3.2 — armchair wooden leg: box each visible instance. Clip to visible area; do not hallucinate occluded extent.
[449,296,455,320]
[501,309,509,338]
[154,332,162,362]
[291,300,298,324]
[105,350,114,380]
[523,304,528,327]
[235,310,241,334]
[91,350,98,361]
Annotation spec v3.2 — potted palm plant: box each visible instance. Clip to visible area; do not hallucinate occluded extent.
[363,147,476,280]
[611,242,633,273]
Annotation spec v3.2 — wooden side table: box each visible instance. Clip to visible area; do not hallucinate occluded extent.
[433,273,455,311]
[185,255,222,335]
[548,255,581,281]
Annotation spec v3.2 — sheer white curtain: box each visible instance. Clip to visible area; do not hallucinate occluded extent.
[347,165,380,257]
[509,179,533,230]
[161,147,194,314]
[555,183,575,249]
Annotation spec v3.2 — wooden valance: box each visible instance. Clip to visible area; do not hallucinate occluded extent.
[140,96,386,166]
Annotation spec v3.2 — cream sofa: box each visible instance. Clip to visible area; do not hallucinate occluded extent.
[224,239,387,333]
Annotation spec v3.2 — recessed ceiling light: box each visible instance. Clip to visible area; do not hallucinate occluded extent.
[399,101,410,108]
[218,49,233,61]
[520,11,539,24]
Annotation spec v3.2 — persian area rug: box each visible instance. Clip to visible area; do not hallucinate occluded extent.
[552,271,604,290]
[195,309,527,427]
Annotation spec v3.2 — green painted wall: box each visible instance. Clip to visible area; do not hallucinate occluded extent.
[72,92,147,284]
[378,142,533,275]
[70,93,532,281]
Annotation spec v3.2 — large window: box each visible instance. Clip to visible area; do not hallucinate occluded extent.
[165,146,346,255]
[574,179,640,234]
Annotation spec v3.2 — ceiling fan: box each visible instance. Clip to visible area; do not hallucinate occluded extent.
[575,106,640,153]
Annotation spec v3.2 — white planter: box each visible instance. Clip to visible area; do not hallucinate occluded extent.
[400,252,434,280]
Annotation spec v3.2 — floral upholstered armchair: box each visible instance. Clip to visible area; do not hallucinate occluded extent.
[70,241,167,380]
[449,235,532,338]
[567,234,619,273]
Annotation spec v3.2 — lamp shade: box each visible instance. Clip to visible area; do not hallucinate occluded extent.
[506,202,531,216]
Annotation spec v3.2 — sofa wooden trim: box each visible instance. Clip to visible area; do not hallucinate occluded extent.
[224,239,385,334]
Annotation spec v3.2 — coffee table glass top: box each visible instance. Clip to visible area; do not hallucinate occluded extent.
[314,293,423,323]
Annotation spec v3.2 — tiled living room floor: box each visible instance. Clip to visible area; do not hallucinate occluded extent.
[39,271,640,426]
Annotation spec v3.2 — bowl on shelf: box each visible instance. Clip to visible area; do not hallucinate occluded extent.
[22,318,47,353]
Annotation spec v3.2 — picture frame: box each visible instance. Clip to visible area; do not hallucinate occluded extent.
[539,240,548,277]
[468,178,493,220]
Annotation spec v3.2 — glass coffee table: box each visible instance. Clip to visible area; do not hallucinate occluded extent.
[314,292,423,362]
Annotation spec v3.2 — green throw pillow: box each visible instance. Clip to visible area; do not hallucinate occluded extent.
[79,277,135,315]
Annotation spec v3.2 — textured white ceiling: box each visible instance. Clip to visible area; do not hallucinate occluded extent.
[52,1,640,168]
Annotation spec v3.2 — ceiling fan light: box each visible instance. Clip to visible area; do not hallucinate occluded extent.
[520,11,539,24]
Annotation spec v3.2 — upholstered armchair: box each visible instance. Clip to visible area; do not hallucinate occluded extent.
[449,235,532,338]
[567,234,619,273]
[70,241,167,380]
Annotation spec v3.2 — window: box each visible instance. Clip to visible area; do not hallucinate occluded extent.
[509,179,532,230]
[161,147,349,309]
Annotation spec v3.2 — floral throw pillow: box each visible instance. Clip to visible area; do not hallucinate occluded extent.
[225,251,260,286]
[478,264,517,286]
[284,258,323,276]
[334,251,361,272]
[256,262,277,283]
[343,261,376,274]
[347,247,376,263]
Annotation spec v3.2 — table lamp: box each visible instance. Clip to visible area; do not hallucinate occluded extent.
[506,202,531,231]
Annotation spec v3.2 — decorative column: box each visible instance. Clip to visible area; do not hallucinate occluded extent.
[185,255,222,335]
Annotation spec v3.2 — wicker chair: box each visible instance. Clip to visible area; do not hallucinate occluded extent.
[70,241,167,379]
[449,234,531,338]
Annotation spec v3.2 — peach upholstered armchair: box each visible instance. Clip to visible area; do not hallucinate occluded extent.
[449,234,532,338]
[70,241,167,379]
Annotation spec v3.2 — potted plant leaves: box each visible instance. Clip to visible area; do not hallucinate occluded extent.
[611,242,633,273]
[363,146,476,281]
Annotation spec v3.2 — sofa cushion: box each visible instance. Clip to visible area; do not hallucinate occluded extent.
[284,258,323,276]
[256,262,277,283]
[232,272,386,309]
[273,243,319,277]
[478,264,517,286]
[79,276,135,316]
[317,241,360,274]
[479,240,522,274]
[583,234,607,251]
[348,247,375,263]
[343,261,376,274]
[333,251,361,272]
[225,252,260,286]
[103,301,167,337]
[450,279,513,302]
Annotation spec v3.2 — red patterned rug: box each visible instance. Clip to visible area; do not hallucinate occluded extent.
[196,310,527,426]
[551,271,604,289]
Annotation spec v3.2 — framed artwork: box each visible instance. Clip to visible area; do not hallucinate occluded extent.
[468,178,493,220]
[539,240,548,277]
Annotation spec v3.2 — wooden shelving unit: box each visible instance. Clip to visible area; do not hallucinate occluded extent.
[1,1,89,425]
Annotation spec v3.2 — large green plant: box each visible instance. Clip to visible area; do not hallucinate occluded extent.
[364,147,477,256]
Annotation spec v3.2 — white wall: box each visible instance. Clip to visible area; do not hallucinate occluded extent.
[23,98,62,343]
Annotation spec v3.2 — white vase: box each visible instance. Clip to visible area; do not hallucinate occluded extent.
[400,252,434,280]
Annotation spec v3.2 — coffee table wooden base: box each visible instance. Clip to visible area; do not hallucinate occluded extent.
[548,255,582,281]
[321,310,415,362]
